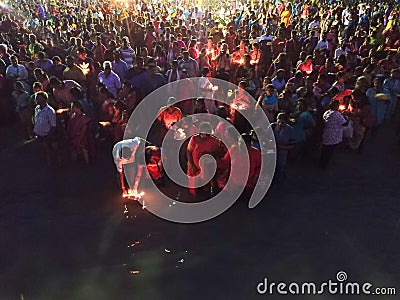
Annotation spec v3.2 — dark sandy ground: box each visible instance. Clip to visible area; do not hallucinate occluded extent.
[0,121,399,300]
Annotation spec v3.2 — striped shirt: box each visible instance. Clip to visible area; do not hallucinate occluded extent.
[33,104,56,137]
[119,47,135,68]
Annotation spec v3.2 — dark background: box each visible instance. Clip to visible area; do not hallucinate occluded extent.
[0,122,399,300]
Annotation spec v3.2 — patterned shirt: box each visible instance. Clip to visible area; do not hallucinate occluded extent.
[322,110,347,145]
[33,104,56,137]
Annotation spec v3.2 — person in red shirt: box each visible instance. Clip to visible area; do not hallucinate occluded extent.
[188,40,198,60]
[157,97,183,140]
[187,122,224,196]
[176,33,188,51]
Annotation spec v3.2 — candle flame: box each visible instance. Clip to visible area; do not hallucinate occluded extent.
[122,188,145,200]
[79,62,91,76]
[56,108,69,114]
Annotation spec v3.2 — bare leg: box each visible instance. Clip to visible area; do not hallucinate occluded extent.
[133,165,144,191]
[119,171,126,193]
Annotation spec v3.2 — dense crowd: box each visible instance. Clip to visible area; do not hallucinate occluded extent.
[1,0,400,193]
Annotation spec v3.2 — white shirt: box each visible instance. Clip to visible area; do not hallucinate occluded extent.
[33,104,56,137]
[119,46,135,68]
[334,47,350,59]
[98,71,121,98]
[198,77,217,114]
[308,21,320,30]
[112,138,142,172]
[322,110,347,145]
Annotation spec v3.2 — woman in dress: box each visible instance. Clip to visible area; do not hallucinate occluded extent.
[186,122,225,196]
[366,77,391,127]
[67,101,93,164]
[217,126,247,191]
[290,100,316,159]
[111,100,129,143]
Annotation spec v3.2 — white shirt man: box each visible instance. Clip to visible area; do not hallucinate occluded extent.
[112,137,143,173]
[112,137,147,196]
[334,46,351,59]
[98,61,121,98]
[308,20,320,30]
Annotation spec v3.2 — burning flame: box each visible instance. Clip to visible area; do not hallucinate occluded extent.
[122,188,145,200]
[174,128,186,140]
[99,121,111,126]
[79,62,91,76]
[339,105,347,111]
[56,108,69,114]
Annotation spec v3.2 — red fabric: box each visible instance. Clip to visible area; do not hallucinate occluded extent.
[67,113,94,157]
[187,135,223,194]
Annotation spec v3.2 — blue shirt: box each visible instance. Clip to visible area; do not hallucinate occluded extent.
[112,60,128,84]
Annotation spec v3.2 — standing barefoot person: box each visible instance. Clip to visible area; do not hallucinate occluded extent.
[33,92,58,166]
[319,100,349,169]
[12,81,33,139]
[67,101,94,164]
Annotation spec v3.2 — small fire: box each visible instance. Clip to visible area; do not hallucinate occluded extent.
[122,188,145,200]
[56,108,69,114]
[174,127,186,140]
[231,102,247,111]
[99,121,111,126]
[339,105,347,111]
[232,56,244,65]
[79,62,91,76]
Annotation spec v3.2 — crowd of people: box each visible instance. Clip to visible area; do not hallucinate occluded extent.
[0,0,400,194]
